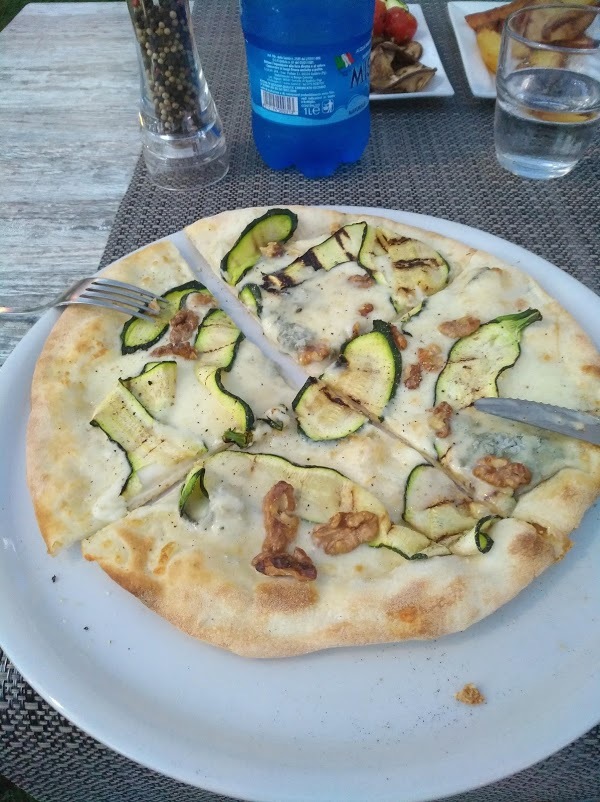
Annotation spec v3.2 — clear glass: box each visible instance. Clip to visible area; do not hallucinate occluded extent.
[494,4,600,180]
[127,0,229,190]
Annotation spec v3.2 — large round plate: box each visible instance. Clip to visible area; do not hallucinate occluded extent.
[0,208,598,802]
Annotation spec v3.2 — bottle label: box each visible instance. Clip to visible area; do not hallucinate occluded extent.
[244,38,370,126]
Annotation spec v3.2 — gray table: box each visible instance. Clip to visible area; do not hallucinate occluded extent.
[1,2,599,801]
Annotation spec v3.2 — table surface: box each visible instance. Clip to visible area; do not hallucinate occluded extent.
[0,2,140,366]
[1,3,599,802]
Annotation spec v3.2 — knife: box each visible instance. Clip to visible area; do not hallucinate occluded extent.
[473,398,600,446]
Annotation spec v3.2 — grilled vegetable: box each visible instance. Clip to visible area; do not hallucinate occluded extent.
[262,222,368,292]
[361,229,449,299]
[325,320,401,418]
[179,465,207,521]
[196,365,255,441]
[435,308,542,408]
[201,451,389,532]
[90,380,203,497]
[120,280,211,355]
[293,378,367,441]
[221,208,298,286]
[123,361,177,417]
[239,283,263,317]
[403,464,479,539]
[444,515,500,555]
[194,309,244,369]
[370,523,450,559]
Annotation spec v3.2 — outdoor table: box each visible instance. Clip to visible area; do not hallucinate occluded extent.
[0,2,598,801]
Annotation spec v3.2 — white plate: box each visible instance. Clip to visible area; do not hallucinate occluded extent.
[1,209,599,802]
[370,5,455,100]
[448,1,506,97]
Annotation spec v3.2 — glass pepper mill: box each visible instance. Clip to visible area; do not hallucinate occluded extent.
[127,0,229,190]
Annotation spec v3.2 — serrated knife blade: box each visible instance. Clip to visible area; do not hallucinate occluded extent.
[473,398,600,446]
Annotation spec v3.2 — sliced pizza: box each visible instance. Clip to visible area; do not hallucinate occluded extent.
[27,241,295,554]
[311,262,600,538]
[185,206,482,374]
[82,412,568,657]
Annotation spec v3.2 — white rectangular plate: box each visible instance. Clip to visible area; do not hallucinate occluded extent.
[448,0,507,98]
[370,4,455,100]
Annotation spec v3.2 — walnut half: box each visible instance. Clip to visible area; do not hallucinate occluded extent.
[252,548,317,582]
[261,480,299,554]
[472,455,532,489]
[312,511,379,555]
[297,342,331,366]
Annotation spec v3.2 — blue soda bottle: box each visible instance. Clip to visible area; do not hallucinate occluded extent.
[239,0,374,178]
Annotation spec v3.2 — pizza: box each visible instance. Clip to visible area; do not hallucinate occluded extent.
[26,206,600,657]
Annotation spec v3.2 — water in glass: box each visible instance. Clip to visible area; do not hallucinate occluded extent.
[495,67,600,180]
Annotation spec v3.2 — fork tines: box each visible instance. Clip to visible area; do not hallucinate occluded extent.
[82,278,169,321]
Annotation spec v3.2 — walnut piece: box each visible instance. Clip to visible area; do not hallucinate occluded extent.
[348,273,376,288]
[473,455,532,489]
[352,323,361,338]
[297,342,331,365]
[358,303,374,317]
[312,511,379,555]
[404,362,422,389]
[390,324,408,350]
[417,343,444,372]
[151,342,198,360]
[252,547,317,581]
[260,241,285,259]
[428,401,453,438]
[262,481,299,554]
[455,683,486,705]
[438,315,480,338]
[169,308,199,344]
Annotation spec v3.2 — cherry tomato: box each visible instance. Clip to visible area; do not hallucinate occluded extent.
[383,7,418,44]
[373,0,387,37]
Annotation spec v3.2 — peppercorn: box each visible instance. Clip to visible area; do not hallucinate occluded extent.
[128,0,206,135]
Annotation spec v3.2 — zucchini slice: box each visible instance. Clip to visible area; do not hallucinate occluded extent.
[123,361,177,417]
[201,451,389,532]
[194,308,244,370]
[179,465,208,522]
[238,283,263,317]
[220,208,298,286]
[325,320,401,418]
[90,380,204,497]
[434,308,542,409]
[292,378,367,441]
[370,524,450,559]
[120,280,212,355]
[195,365,255,440]
[403,464,479,540]
[360,228,449,299]
[262,222,368,292]
[444,515,500,556]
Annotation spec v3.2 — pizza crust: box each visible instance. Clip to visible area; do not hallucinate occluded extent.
[82,503,567,658]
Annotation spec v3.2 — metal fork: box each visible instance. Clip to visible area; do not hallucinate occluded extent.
[0,276,169,322]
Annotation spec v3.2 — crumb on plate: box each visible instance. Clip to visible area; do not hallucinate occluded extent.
[455,683,485,705]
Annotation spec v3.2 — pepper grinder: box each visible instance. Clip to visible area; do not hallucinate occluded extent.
[127,0,229,190]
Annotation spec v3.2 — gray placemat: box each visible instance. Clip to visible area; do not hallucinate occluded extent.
[2,0,599,800]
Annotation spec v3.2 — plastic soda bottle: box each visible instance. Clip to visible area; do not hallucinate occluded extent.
[239,0,375,178]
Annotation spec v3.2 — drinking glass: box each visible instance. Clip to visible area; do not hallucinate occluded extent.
[494,4,600,179]
[127,0,229,190]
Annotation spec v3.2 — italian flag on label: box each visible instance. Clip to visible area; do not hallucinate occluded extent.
[335,52,354,70]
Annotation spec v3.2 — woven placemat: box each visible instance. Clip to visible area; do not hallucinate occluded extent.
[1,0,599,800]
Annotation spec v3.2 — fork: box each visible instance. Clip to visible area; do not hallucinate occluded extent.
[0,277,169,322]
